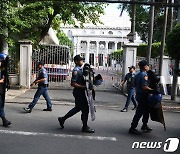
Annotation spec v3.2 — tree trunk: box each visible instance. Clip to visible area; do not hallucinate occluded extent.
[147,0,155,64]
[38,13,57,43]
[171,60,179,100]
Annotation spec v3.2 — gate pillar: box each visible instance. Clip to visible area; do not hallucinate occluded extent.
[122,43,138,92]
[19,40,33,89]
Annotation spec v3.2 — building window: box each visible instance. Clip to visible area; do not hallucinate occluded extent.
[80,41,87,49]
[80,53,85,62]
[108,42,113,49]
[117,42,122,49]
[100,31,104,34]
[89,53,94,66]
[98,54,103,66]
[108,31,113,35]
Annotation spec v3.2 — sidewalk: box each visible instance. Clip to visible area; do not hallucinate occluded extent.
[5,88,180,112]
[113,83,180,112]
[6,89,27,100]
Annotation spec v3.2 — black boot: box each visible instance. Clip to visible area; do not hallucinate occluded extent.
[58,117,65,129]
[1,117,12,127]
[82,126,95,133]
[141,124,152,132]
[129,127,142,135]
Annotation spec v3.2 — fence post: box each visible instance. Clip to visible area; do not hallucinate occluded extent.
[122,43,138,93]
[19,40,33,89]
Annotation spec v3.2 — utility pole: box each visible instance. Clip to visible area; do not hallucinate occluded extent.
[159,0,169,76]
[147,0,155,64]
[127,0,136,42]
[171,0,180,101]
[131,0,136,43]
[169,0,174,31]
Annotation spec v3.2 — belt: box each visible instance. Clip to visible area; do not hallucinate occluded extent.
[38,84,49,87]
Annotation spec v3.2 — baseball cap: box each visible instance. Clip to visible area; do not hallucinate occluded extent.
[128,65,135,70]
[138,60,148,67]
[37,61,44,66]
[73,55,84,62]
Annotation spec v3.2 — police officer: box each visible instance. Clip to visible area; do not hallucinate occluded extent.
[58,55,95,133]
[120,66,138,112]
[24,61,52,113]
[0,52,11,127]
[129,60,153,135]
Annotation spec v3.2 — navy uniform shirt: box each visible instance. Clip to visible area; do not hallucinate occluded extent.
[125,73,135,90]
[134,71,149,100]
[71,65,85,93]
[37,67,48,86]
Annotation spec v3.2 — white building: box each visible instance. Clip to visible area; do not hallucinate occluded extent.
[61,12,142,67]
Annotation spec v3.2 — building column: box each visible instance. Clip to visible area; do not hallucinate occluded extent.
[115,41,118,51]
[104,41,109,67]
[85,41,90,63]
[96,41,99,67]
[19,39,33,89]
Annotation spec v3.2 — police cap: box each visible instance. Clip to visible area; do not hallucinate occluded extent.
[138,60,148,68]
[37,61,44,66]
[73,55,84,62]
[128,65,135,70]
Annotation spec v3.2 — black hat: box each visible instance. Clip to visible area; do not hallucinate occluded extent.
[37,61,44,66]
[128,65,135,70]
[138,60,148,67]
[73,55,84,62]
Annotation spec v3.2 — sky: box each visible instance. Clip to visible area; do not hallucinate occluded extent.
[84,3,131,28]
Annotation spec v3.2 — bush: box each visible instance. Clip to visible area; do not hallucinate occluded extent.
[137,42,167,58]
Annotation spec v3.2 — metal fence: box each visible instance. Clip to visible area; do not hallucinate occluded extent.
[31,45,73,88]
[9,50,19,74]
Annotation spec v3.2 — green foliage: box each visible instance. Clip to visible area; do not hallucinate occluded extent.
[56,29,74,57]
[110,49,123,59]
[0,0,105,50]
[137,42,166,58]
[119,0,178,42]
[166,24,180,60]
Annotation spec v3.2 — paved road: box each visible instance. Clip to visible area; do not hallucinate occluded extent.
[0,101,179,154]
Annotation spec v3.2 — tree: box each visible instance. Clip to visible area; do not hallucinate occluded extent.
[0,0,105,50]
[56,29,74,56]
[166,24,180,100]
[166,24,180,60]
[118,0,179,42]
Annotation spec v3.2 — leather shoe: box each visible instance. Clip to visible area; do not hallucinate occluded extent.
[82,126,95,133]
[58,117,65,129]
[129,127,142,135]
[43,108,52,111]
[24,107,32,113]
[3,119,12,127]
[141,125,152,132]
[121,108,128,112]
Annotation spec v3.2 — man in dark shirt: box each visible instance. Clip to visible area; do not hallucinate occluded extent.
[120,66,138,112]
[58,55,95,133]
[129,60,153,135]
